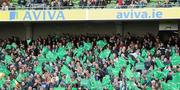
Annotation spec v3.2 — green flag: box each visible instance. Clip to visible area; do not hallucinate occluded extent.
[108,83,114,90]
[16,72,29,82]
[161,81,168,90]
[167,80,178,90]
[171,55,180,66]
[99,49,111,59]
[118,56,126,66]
[94,49,99,56]
[74,47,84,58]
[53,87,65,90]
[124,65,133,79]
[65,56,72,65]
[20,49,26,56]
[66,42,72,49]
[83,42,92,51]
[155,58,165,68]
[0,64,10,76]
[38,55,47,63]
[89,75,97,89]
[162,69,169,77]
[127,80,140,90]
[34,65,42,74]
[137,55,145,62]
[5,44,11,50]
[141,49,148,58]
[82,55,87,63]
[45,64,54,73]
[61,65,71,75]
[153,70,165,80]
[71,80,77,85]
[11,43,17,49]
[42,47,49,54]
[72,88,77,90]
[0,77,5,88]
[128,56,135,66]
[94,80,103,90]
[91,67,96,73]
[57,47,67,59]
[10,79,18,88]
[102,75,110,87]
[4,55,12,64]
[171,47,176,56]
[109,53,114,60]
[146,86,152,90]
[26,39,31,45]
[112,69,119,77]
[96,40,107,48]
[114,61,121,68]
[80,79,90,88]
[65,74,71,84]
[172,72,180,83]
[46,51,57,62]
[135,63,145,70]
[107,66,112,75]
[150,48,155,55]
[134,72,140,80]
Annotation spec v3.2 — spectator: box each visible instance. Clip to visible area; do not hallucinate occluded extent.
[18,0,26,7]
[1,1,8,10]
[98,0,106,7]
[117,0,123,8]
[79,0,87,8]
[0,33,179,90]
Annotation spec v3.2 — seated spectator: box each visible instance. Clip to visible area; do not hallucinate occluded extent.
[18,0,26,7]
[137,0,147,8]
[129,0,138,8]
[79,0,87,8]
[87,0,92,7]
[98,0,107,7]
[51,0,60,8]
[10,0,18,7]
[1,1,8,10]
[117,0,123,8]
[0,33,179,90]
[91,0,97,6]
[164,0,171,7]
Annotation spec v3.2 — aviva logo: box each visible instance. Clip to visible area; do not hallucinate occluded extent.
[10,11,18,20]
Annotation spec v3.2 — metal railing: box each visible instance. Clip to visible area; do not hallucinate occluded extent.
[1,3,180,10]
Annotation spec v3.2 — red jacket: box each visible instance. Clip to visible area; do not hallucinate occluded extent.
[117,0,123,6]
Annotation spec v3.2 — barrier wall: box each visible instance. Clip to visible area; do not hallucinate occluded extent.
[0,7,180,21]
[0,21,161,39]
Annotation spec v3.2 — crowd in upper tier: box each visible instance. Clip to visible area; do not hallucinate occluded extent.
[0,0,180,10]
[0,33,179,90]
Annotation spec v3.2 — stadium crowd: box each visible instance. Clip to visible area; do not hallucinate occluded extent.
[0,33,179,90]
[0,0,180,10]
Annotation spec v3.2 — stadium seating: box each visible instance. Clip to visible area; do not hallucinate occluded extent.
[0,33,179,89]
[0,0,180,10]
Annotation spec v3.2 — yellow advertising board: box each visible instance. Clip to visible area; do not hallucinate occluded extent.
[0,7,179,21]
